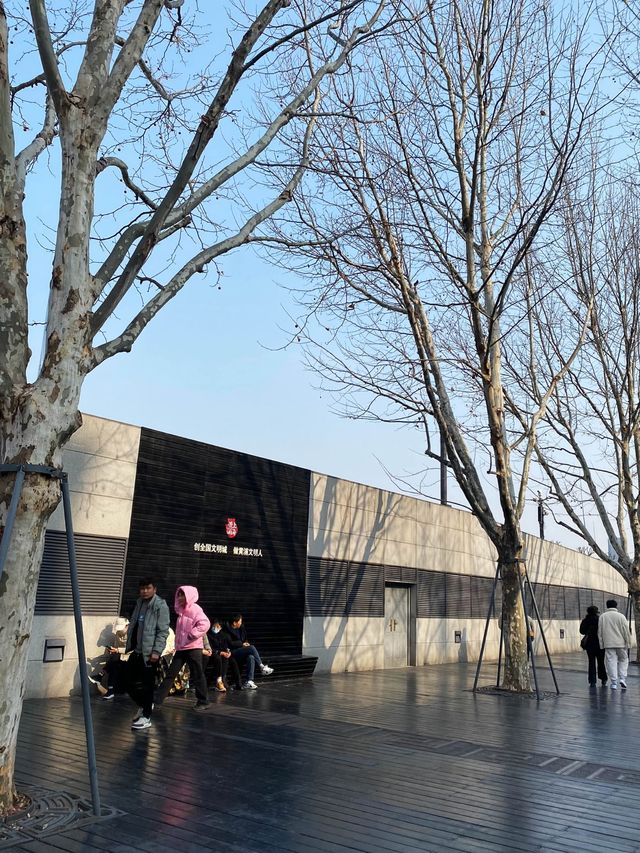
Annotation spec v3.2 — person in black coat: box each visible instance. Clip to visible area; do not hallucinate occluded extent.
[580,605,607,686]
[224,614,273,689]
[207,618,242,692]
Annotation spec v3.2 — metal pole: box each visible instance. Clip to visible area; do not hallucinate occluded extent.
[61,474,101,816]
[519,569,541,701]
[0,467,26,582]
[473,563,501,692]
[496,604,505,687]
[536,492,545,541]
[525,572,560,694]
[439,432,448,507]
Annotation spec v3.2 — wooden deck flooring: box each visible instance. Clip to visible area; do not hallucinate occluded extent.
[11,654,640,852]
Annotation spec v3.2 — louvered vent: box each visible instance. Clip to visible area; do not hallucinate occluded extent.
[35,530,127,615]
[306,556,348,616]
[347,561,384,616]
[417,571,446,617]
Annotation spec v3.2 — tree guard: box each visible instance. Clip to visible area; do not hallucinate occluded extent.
[0,464,101,817]
[473,560,560,701]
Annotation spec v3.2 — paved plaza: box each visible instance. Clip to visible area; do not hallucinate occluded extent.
[10,654,640,852]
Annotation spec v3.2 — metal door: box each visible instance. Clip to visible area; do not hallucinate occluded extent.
[384,585,409,668]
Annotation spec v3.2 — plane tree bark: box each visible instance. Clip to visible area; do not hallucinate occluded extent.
[0,0,389,813]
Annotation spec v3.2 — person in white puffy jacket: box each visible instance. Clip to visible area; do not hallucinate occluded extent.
[598,600,632,690]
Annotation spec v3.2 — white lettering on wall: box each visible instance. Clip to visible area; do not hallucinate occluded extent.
[193,542,263,557]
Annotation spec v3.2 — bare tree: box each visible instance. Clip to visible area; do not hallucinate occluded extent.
[0,0,390,813]
[258,0,605,692]
[519,175,640,658]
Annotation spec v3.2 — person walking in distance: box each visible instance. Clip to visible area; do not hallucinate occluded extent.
[579,605,607,687]
[125,577,170,731]
[156,585,211,710]
[598,599,632,690]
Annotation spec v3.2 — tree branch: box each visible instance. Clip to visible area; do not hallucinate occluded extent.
[92,134,314,364]
[28,0,68,117]
[91,0,386,332]
[96,157,158,210]
[15,95,57,189]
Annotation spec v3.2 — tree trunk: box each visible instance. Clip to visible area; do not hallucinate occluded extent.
[0,487,55,812]
[0,403,81,814]
[499,551,532,692]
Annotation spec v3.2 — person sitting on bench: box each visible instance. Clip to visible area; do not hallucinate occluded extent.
[207,618,242,692]
[224,614,273,690]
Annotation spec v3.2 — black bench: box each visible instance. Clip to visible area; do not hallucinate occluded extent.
[257,654,318,681]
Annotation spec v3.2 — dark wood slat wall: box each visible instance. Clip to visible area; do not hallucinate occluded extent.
[122,428,311,658]
[307,556,621,621]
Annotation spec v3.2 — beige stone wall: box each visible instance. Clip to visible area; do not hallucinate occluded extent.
[47,414,141,538]
[305,472,629,673]
[27,615,119,699]
[26,414,141,699]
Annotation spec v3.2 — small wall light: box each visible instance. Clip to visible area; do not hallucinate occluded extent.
[43,638,65,663]
[454,630,462,643]
[559,629,565,640]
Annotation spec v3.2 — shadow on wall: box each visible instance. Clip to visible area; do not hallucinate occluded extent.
[308,476,405,671]
[49,416,140,534]
[73,620,116,695]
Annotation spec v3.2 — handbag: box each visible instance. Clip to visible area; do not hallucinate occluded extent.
[580,635,588,650]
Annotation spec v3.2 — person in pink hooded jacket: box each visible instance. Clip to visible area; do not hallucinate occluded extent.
[155,585,211,710]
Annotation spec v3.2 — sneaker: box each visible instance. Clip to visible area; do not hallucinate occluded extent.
[260,664,274,675]
[131,716,151,730]
[132,704,153,721]
[242,680,258,690]
[215,679,227,693]
[194,701,210,711]
[611,683,618,690]
[87,673,108,695]
[620,680,627,690]
[102,689,115,700]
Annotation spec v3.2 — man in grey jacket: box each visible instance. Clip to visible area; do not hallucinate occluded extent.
[125,577,170,730]
[598,599,632,690]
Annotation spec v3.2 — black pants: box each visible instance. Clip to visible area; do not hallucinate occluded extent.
[126,652,159,717]
[156,649,208,704]
[105,653,126,692]
[587,649,607,684]
[210,653,242,688]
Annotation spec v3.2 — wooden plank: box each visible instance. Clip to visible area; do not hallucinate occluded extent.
[14,654,640,853]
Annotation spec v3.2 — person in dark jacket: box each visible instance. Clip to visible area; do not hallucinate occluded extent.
[580,605,607,687]
[207,618,242,692]
[224,614,273,690]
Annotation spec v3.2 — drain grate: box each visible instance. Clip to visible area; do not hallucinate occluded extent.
[0,783,123,848]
